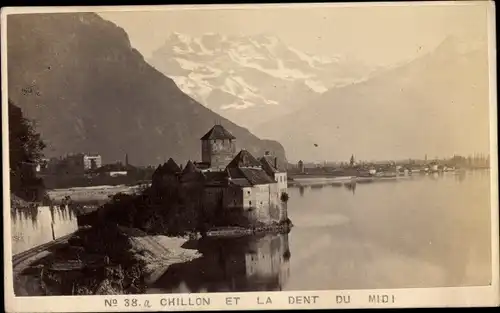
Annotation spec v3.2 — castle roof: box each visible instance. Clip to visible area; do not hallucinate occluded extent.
[259,157,279,176]
[164,158,181,174]
[193,161,210,170]
[200,124,236,140]
[227,150,261,168]
[203,171,229,187]
[182,160,199,174]
[227,167,275,186]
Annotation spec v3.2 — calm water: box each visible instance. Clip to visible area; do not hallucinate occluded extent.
[148,171,493,292]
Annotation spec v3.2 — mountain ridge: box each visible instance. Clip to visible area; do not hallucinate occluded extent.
[7,13,286,167]
[147,32,375,129]
[254,35,491,162]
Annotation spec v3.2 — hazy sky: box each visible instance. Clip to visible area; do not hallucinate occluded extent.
[98,2,490,67]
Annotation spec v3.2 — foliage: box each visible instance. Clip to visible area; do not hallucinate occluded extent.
[8,99,47,202]
[280,192,290,202]
[94,169,208,236]
[89,164,279,236]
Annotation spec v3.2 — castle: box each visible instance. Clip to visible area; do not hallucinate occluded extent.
[153,124,288,226]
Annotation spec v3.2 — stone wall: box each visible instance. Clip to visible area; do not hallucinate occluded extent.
[202,139,236,170]
[268,183,282,222]
[198,180,287,227]
[11,205,79,255]
[275,172,288,195]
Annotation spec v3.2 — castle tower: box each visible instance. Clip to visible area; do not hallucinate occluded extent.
[298,160,304,173]
[200,124,237,170]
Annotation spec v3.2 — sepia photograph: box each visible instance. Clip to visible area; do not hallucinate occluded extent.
[2,1,498,311]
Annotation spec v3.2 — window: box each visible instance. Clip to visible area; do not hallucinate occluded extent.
[249,201,252,206]
[247,190,251,195]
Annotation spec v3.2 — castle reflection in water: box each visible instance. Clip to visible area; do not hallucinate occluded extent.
[149,233,291,293]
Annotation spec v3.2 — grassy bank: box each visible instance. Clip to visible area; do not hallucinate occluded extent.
[47,184,146,204]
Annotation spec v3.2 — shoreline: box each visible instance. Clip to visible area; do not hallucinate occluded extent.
[13,218,293,296]
[206,219,293,238]
[13,225,202,296]
[13,217,294,296]
[287,170,471,187]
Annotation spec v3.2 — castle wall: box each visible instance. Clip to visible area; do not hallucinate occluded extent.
[275,172,288,196]
[204,187,225,214]
[268,182,282,222]
[201,139,236,170]
[201,140,212,164]
[210,181,286,226]
[241,184,272,224]
[224,185,243,209]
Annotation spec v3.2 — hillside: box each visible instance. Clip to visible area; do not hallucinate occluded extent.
[7,13,286,167]
[148,32,373,130]
[255,36,492,162]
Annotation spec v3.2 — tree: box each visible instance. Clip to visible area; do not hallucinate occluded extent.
[9,99,47,202]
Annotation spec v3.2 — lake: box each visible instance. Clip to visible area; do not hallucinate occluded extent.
[147,170,493,293]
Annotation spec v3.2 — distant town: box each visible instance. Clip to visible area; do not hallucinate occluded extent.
[35,142,490,191]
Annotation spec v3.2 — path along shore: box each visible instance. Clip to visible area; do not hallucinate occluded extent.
[13,225,201,296]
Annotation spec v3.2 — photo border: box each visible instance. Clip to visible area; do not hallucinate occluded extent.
[2,2,498,311]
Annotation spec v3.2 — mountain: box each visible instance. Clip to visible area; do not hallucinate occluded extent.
[255,36,492,163]
[147,32,373,129]
[7,13,286,167]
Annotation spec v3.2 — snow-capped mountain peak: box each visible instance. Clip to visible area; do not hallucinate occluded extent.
[148,32,373,130]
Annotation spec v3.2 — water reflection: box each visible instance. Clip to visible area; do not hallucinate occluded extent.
[284,170,491,290]
[456,170,467,183]
[344,182,356,195]
[299,186,305,197]
[149,234,290,293]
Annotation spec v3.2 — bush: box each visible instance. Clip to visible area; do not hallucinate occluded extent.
[280,192,290,202]
[9,99,47,202]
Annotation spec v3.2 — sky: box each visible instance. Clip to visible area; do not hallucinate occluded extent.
[98,2,491,67]
[94,2,494,162]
